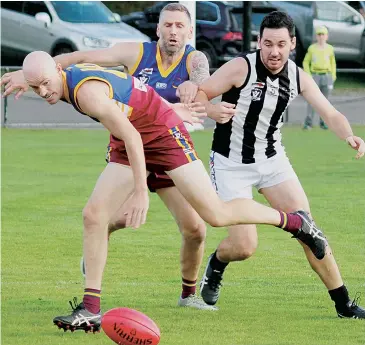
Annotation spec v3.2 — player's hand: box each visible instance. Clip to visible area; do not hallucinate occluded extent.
[346,136,365,159]
[172,102,207,125]
[207,102,236,124]
[124,189,149,229]
[1,70,29,99]
[176,81,198,104]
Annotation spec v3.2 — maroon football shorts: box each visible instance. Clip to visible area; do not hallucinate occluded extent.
[107,123,199,192]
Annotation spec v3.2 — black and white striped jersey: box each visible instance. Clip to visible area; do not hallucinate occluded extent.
[212,50,301,164]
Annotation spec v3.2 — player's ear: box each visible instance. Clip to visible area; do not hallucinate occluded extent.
[291,36,296,50]
[156,23,160,38]
[257,35,261,49]
[188,25,193,40]
[56,63,63,73]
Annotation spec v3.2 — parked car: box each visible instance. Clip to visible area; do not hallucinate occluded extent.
[265,1,314,64]
[313,1,365,65]
[121,1,278,68]
[1,1,150,64]
[347,1,365,18]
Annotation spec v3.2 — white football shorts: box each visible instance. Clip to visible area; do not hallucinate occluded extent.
[210,150,299,201]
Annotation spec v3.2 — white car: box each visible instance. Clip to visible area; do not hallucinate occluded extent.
[1,1,150,62]
[314,1,365,65]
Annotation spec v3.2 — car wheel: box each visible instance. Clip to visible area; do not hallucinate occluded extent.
[199,45,217,69]
[52,45,74,57]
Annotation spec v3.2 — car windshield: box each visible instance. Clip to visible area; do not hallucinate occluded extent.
[51,1,117,23]
[231,11,269,32]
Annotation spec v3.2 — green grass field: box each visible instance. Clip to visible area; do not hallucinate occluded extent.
[334,73,365,91]
[2,127,365,345]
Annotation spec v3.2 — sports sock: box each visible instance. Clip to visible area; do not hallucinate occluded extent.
[329,285,351,311]
[181,278,197,299]
[210,251,229,272]
[277,211,302,233]
[83,288,101,314]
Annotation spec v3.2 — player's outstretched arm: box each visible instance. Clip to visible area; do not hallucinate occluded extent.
[53,42,141,70]
[176,51,210,104]
[77,80,149,228]
[195,57,248,124]
[1,43,141,99]
[300,69,364,159]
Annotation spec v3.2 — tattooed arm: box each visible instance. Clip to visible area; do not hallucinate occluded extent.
[176,51,210,104]
[189,51,210,85]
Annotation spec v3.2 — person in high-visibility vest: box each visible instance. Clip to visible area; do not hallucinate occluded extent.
[303,26,336,130]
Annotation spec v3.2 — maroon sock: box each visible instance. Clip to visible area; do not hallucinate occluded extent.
[277,211,302,233]
[83,288,101,314]
[181,278,197,299]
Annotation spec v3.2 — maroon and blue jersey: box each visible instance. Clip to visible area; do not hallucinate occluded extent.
[129,42,195,104]
[61,63,198,171]
[62,63,182,130]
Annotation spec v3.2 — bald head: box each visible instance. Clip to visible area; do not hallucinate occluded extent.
[23,51,57,81]
[23,51,64,104]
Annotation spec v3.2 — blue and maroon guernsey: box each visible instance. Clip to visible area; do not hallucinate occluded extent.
[129,42,195,104]
[62,63,182,131]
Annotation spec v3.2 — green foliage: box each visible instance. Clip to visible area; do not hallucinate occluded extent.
[2,127,365,345]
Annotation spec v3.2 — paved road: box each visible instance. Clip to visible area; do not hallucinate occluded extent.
[1,90,365,128]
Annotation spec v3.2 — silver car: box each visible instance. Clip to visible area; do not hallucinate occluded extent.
[313,1,365,65]
[1,1,150,61]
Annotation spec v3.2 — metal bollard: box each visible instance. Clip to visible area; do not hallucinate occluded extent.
[2,67,9,127]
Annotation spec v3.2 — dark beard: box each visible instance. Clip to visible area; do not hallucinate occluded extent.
[160,42,183,56]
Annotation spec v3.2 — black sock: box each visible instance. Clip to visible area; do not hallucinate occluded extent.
[328,285,350,310]
[210,251,229,272]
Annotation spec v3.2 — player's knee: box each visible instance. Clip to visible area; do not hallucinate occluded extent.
[204,212,228,228]
[234,241,257,260]
[82,203,107,229]
[205,216,222,228]
[180,220,206,243]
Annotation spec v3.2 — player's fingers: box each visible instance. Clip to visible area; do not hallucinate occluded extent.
[124,211,132,228]
[192,117,204,124]
[140,208,147,226]
[0,75,10,86]
[219,117,229,124]
[221,107,236,115]
[346,136,357,148]
[15,89,25,100]
[356,151,364,159]
[129,209,137,229]
[2,85,16,98]
[4,82,14,91]
[191,107,207,117]
[188,92,197,104]
[179,90,188,104]
[184,94,192,105]
[189,102,203,107]
[221,101,236,108]
[357,139,365,151]
[184,93,192,105]
[136,209,144,229]
[132,209,143,229]
[188,103,207,114]
[356,142,365,159]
